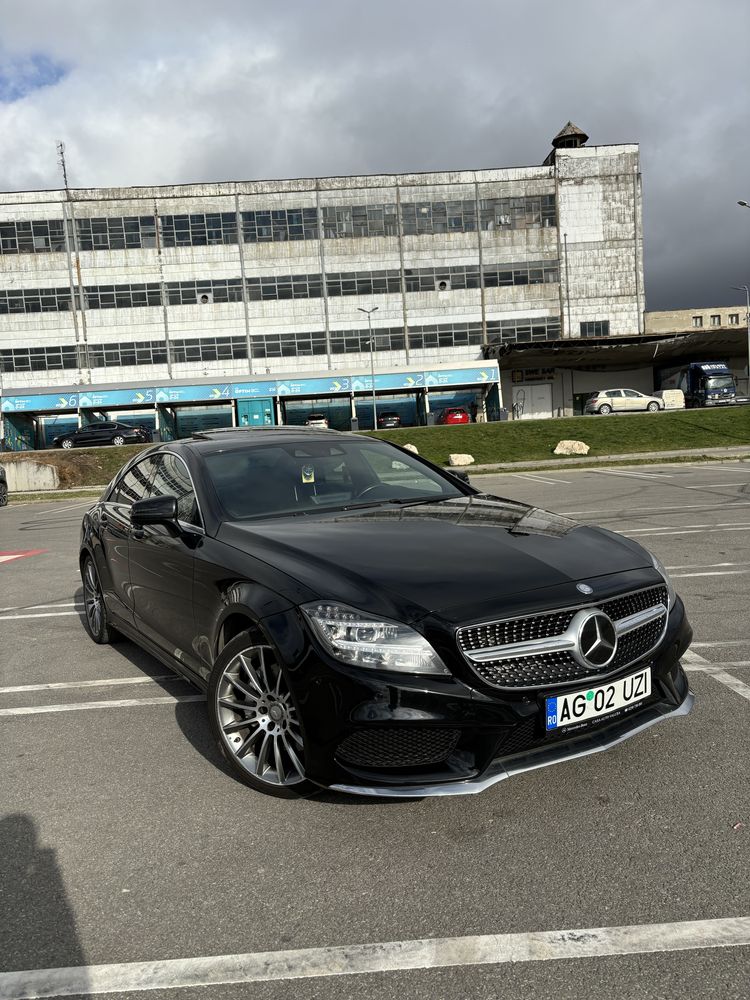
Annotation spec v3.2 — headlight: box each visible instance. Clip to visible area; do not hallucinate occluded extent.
[301,602,449,675]
[651,553,675,609]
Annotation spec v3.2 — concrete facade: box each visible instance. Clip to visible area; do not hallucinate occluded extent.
[646,305,748,334]
[0,133,644,400]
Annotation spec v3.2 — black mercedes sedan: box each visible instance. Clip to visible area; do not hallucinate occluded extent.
[79,428,693,798]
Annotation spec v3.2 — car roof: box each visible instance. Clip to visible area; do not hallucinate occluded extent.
[163,426,358,456]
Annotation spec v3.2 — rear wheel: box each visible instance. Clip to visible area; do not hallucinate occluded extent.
[81,555,119,644]
[647,401,659,412]
[598,403,613,415]
[112,435,126,446]
[208,632,315,798]
[61,439,74,449]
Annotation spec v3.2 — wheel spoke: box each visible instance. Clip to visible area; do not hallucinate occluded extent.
[222,716,255,734]
[226,674,258,701]
[273,737,286,783]
[238,653,264,694]
[236,726,263,758]
[257,646,272,693]
[282,735,304,777]
[256,732,271,774]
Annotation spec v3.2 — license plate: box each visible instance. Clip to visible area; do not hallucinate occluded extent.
[545,667,651,731]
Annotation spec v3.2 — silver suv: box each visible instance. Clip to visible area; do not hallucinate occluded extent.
[584,389,664,415]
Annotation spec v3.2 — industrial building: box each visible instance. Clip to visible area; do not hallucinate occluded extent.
[1,123,654,447]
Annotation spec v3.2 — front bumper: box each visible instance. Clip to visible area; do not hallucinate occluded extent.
[262,598,693,798]
[330,682,693,797]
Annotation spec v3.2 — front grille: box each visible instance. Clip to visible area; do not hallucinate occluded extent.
[457,585,668,690]
[335,728,460,769]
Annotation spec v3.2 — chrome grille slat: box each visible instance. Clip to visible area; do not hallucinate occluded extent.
[457,585,669,689]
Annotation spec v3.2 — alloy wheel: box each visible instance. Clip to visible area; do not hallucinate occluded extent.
[112,435,125,446]
[83,559,104,638]
[215,645,306,788]
[62,439,73,449]
[0,484,7,507]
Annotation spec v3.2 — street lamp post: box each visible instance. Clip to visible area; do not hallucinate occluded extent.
[731,284,750,397]
[357,306,379,429]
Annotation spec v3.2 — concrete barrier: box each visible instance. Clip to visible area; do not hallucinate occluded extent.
[3,461,60,492]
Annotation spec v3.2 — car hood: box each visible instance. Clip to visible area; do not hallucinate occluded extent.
[219,494,654,624]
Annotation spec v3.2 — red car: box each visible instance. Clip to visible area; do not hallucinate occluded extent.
[436,407,470,425]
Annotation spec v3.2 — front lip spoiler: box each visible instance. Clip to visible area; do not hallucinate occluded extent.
[328,689,694,798]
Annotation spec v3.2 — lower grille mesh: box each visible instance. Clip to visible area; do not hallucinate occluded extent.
[336,728,461,769]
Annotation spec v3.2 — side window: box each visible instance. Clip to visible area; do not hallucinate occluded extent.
[623,390,640,398]
[111,457,157,506]
[150,453,201,527]
[605,390,622,398]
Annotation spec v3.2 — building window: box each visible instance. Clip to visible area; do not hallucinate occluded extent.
[729,313,740,325]
[710,314,721,327]
[171,337,247,364]
[692,315,703,328]
[400,200,477,236]
[322,204,399,238]
[84,283,162,309]
[245,274,324,301]
[88,341,168,368]
[482,259,559,288]
[166,279,244,305]
[0,219,67,254]
[0,344,78,372]
[330,328,406,354]
[76,216,157,251]
[480,194,556,231]
[250,330,328,358]
[580,320,610,338]
[241,208,319,243]
[160,213,237,248]
[0,285,72,313]
[326,269,401,297]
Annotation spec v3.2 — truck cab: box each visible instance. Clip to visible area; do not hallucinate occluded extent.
[658,361,737,408]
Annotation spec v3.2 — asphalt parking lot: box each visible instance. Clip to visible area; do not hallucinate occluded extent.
[1,460,749,1000]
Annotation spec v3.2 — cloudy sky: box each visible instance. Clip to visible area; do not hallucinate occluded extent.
[1,0,748,311]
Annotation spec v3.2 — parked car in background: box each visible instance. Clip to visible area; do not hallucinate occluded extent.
[0,464,7,506]
[376,411,402,429]
[584,389,663,415]
[305,413,329,428]
[53,421,152,449]
[657,361,737,408]
[436,407,471,425]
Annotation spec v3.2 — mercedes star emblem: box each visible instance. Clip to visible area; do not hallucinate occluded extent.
[576,610,618,668]
[577,583,593,595]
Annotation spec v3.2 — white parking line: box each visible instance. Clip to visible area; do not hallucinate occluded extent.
[666,562,743,570]
[561,501,750,516]
[671,570,750,579]
[0,611,81,621]
[0,916,748,999]
[0,675,174,695]
[683,483,747,489]
[593,469,673,480]
[512,473,571,485]
[682,650,750,704]
[693,640,750,648]
[0,602,83,613]
[0,694,205,716]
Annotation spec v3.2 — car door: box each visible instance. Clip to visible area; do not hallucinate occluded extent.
[73,424,99,447]
[92,421,116,445]
[605,389,625,412]
[128,452,203,674]
[96,455,160,627]
[622,389,644,411]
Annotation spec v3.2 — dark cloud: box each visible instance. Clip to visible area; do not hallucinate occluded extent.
[1,0,748,310]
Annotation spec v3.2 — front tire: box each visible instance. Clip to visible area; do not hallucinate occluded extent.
[81,555,119,644]
[598,403,613,415]
[0,482,7,507]
[61,439,74,449]
[647,401,660,412]
[208,632,315,798]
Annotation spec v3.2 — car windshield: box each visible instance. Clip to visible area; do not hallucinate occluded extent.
[705,376,734,389]
[204,439,464,520]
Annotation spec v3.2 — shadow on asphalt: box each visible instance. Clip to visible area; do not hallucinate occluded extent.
[0,814,89,982]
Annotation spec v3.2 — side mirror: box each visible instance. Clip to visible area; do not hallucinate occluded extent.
[131,495,178,526]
